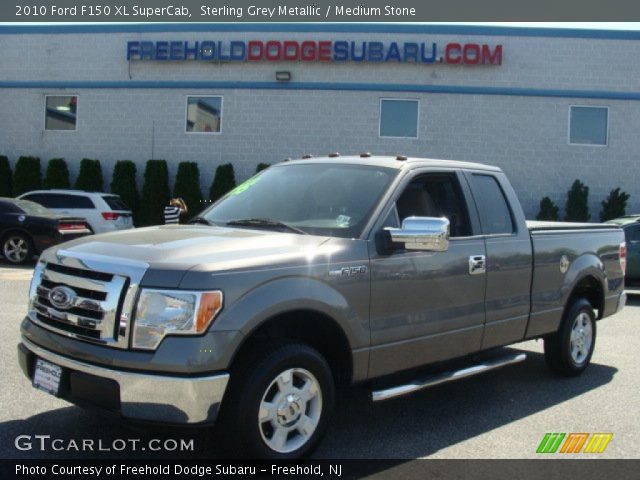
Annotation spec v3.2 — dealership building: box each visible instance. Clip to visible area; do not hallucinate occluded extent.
[1,23,640,218]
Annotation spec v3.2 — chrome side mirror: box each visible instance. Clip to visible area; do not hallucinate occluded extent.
[385,217,450,252]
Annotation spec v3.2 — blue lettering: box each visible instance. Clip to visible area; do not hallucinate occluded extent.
[403,43,419,63]
[229,41,246,61]
[385,42,401,62]
[421,43,437,63]
[139,41,154,60]
[184,41,199,60]
[155,41,169,60]
[350,41,366,62]
[368,42,384,62]
[333,41,348,61]
[170,41,183,60]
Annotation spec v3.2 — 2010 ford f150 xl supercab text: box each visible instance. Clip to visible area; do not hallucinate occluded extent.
[18,156,626,458]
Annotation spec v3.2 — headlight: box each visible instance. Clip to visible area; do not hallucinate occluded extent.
[132,289,223,350]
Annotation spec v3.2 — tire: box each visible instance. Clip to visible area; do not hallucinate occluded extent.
[544,298,596,377]
[2,233,33,265]
[218,342,335,459]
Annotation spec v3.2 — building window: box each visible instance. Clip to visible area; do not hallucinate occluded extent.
[569,106,608,146]
[186,96,222,133]
[379,99,419,138]
[45,96,77,131]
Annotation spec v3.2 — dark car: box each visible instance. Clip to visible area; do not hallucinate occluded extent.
[0,197,92,265]
[607,215,640,283]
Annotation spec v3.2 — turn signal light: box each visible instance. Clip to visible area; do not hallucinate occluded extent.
[620,242,627,275]
[196,291,224,332]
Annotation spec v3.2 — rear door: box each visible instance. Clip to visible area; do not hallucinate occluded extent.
[367,169,487,378]
[463,171,533,349]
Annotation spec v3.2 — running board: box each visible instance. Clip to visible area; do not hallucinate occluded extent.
[371,352,527,402]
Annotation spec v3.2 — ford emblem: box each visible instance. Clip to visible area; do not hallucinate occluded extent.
[48,286,76,310]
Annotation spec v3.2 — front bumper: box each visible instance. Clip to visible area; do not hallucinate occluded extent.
[18,337,229,425]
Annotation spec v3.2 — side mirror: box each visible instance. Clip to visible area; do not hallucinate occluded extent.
[385,217,450,252]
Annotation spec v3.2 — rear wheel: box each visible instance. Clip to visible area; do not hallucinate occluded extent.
[2,233,33,265]
[219,342,335,459]
[544,298,596,377]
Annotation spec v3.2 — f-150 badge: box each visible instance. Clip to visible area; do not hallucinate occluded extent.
[329,265,368,277]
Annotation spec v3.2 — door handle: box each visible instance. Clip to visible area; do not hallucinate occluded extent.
[469,255,486,275]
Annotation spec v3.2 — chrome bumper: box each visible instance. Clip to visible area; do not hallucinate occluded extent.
[21,337,229,424]
[617,291,627,313]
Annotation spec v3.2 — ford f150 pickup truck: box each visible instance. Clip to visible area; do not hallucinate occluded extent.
[18,155,626,458]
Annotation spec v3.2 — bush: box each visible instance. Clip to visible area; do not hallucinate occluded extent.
[110,161,140,224]
[173,162,203,218]
[13,156,41,196]
[140,160,170,226]
[43,158,70,189]
[74,158,103,192]
[255,163,270,173]
[600,187,630,222]
[536,196,560,221]
[565,179,590,222]
[209,163,236,202]
[0,155,11,197]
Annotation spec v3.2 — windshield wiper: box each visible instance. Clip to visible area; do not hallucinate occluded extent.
[188,216,215,226]
[226,218,308,235]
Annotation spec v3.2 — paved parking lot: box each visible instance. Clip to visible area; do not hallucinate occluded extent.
[1,263,638,460]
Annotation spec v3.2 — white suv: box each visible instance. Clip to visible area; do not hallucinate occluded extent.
[18,190,134,234]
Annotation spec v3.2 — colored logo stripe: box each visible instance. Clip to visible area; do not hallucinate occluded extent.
[537,433,565,453]
[560,433,589,453]
[537,433,613,454]
[584,433,613,453]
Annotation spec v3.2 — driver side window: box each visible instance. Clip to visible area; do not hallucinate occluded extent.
[393,173,472,237]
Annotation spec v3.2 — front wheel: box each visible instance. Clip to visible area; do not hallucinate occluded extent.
[544,298,596,377]
[219,343,335,459]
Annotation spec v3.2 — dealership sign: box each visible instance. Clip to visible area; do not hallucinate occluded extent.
[126,40,503,65]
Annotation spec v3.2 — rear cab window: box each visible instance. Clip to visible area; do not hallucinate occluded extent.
[468,174,515,235]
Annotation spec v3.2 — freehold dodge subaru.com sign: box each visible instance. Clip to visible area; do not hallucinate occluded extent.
[126,40,504,65]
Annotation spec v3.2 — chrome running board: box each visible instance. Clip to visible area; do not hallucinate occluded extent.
[371,352,527,402]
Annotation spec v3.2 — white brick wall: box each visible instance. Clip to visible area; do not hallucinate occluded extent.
[1,28,639,219]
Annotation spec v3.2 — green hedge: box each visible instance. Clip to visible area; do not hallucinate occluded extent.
[74,158,103,192]
[110,160,140,224]
[536,196,560,221]
[0,155,11,197]
[44,158,70,189]
[140,160,170,226]
[209,163,236,202]
[173,162,203,218]
[600,188,630,222]
[13,156,41,196]
[565,179,590,222]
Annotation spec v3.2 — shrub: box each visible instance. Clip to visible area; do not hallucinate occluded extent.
[0,155,11,197]
[13,156,41,196]
[173,162,203,218]
[74,158,103,192]
[536,196,560,221]
[255,163,270,173]
[43,158,70,189]
[209,163,236,202]
[110,161,140,224]
[565,179,590,222]
[140,160,170,226]
[600,188,630,222]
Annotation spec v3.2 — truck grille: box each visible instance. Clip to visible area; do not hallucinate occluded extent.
[28,261,129,347]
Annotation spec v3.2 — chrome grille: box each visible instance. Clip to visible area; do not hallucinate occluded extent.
[28,260,130,348]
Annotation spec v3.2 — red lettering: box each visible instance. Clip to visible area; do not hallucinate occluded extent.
[247,41,264,61]
[265,41,283,61]
[445,43,461,64]
[318,41,332,62]
[482,44,503,65]
[283,41,300,61]
[463,44,480,64]
[301,41,317,61]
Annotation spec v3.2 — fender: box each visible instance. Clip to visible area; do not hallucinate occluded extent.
[560,252,606,312]
[210,275,364,350]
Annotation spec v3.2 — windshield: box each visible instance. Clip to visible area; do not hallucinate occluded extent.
[201,163,397,238]
[13,199,55,216]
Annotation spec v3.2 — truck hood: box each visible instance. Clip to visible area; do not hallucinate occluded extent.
[48,225,334,273]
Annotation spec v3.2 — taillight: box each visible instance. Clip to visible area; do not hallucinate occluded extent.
[58,222,88,231]
[620,242,627,275]
[101,212,120,221]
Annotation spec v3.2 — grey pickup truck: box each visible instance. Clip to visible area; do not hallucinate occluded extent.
[18,155,626,458]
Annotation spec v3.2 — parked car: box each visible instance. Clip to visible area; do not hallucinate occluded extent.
[18,190,133,234]
[0,197,92,265]
[18,156,626,459]
[606,215,640,283]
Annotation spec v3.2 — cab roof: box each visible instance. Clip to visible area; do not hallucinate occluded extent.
[275,155,501,172]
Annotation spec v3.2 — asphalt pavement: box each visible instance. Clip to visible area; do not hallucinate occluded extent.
[1,263,638,460]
